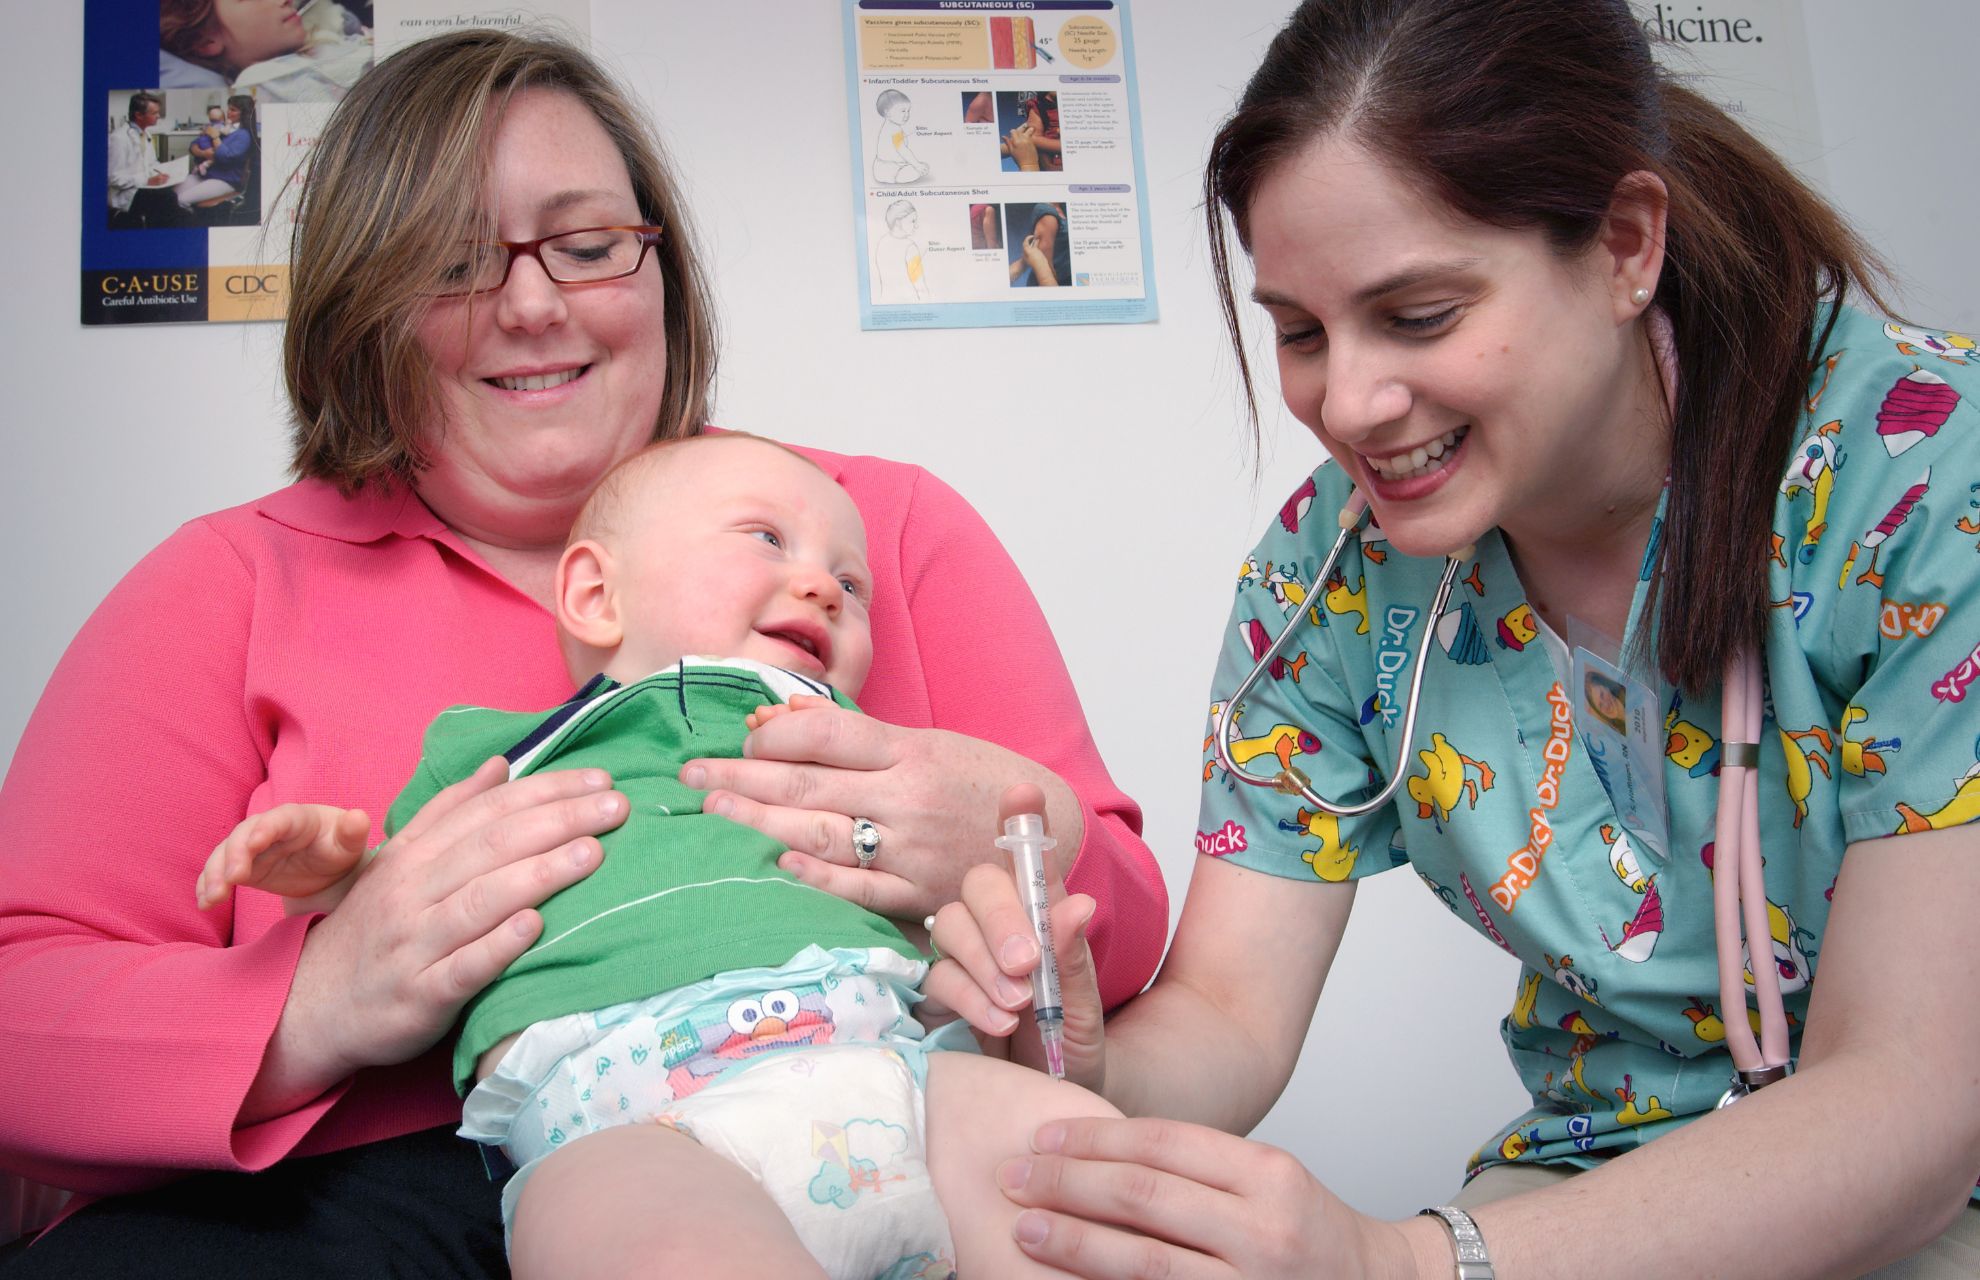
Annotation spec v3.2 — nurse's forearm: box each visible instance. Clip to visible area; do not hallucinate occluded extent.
[1099,864,1351,1132]
[1393,1054,1977,1280]
[1095,979,1300,1131]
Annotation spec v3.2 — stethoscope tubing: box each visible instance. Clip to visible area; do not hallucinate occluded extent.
[1213,483,1793,1100]
[1714,651,1792,1087]
[1212,493,1471,817]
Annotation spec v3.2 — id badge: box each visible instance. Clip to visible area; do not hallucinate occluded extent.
[1568,629,1671,864]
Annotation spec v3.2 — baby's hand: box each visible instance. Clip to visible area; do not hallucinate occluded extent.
[743,694,835,732]
[196,803,372,915]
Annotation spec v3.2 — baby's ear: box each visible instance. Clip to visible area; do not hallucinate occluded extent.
[555,539,622,651]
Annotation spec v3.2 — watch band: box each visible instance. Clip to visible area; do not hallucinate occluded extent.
[1419,1205,1495,1280]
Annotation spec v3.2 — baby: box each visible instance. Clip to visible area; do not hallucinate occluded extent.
[196,434,1111,1279]
[871,89,930,184]
[160,0,372,104]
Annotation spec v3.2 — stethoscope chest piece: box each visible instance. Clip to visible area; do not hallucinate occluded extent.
[1716,1062,1793,1109]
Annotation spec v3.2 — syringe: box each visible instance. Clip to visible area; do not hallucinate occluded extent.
[994,812,1066,1079]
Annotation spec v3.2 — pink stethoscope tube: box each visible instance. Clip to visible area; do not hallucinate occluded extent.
[1712,651,1793,1099]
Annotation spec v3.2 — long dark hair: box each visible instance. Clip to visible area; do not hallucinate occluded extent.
[1205,0,1889,691]
[227,94,257,139]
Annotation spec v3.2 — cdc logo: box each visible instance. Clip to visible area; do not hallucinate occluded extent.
[224,274,282,295]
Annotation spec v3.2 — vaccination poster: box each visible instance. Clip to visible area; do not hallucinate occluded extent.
[81,0,590,326]
[843,0,1159,331]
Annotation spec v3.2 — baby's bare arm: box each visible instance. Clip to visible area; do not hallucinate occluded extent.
[196,803,372,915]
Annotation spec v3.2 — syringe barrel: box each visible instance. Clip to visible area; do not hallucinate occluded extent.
[995,813,1062,1011]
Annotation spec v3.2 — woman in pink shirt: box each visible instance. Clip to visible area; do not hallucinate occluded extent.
[0,29,1164,1277]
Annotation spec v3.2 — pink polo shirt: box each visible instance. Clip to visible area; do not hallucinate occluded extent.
[0,440,1164,1196]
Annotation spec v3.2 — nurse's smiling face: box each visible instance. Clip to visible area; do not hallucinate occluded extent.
[1246,133,1666,561]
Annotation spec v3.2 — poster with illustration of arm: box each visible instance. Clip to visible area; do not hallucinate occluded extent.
[843,0,1158,330]
[79,0,590,326]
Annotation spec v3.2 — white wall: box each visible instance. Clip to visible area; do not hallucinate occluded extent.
[3,1,1974,1221]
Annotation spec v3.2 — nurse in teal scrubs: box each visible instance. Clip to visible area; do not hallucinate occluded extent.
[928,0,1980,1275]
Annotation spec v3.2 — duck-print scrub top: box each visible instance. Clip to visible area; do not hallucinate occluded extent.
[1196,304,1980,1184]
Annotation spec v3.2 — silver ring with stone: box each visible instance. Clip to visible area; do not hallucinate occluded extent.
[851,817,882,869]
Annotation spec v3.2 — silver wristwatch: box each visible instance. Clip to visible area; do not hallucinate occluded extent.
[1419,1205,1495,1280]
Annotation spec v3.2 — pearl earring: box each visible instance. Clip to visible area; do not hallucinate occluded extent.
[1631,287,1651,306]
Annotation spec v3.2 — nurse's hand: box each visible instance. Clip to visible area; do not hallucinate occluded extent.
[242,759,626,1122]
[1005,121,1041,171]
[998,1116,1412,1278]
[921,784,1105,1084]
[684,698,1087,920]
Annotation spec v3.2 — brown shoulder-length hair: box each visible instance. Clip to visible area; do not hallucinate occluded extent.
[283,28,718,490]
[1205,0,1889,692]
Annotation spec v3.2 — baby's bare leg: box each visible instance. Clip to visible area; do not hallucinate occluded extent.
[926,1052,1123,1277]
[509,1124,826,1280]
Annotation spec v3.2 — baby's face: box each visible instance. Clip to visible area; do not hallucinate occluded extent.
[886,100,912,124]
[606,440,874,693]
[207,0,310,70]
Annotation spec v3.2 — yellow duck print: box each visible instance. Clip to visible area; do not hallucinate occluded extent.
[1510,971,1542,1030]
[1893,760,1980,834]
[1322,573,1370,635]
[1228,724,1322,774]
[1664,710,1719,779]
[1286,805,1360,881]
[1683,997,1726,1044]
[1684,996,1794,1045]
[1778,724,1834,829]
[1498,1128,1541,1161]
[1202,705,1322,782]
[1558,1010,1610,1099]
[1406,733,1497,826]
[1839,704,1900,777]
[1613,1074,1673,1126]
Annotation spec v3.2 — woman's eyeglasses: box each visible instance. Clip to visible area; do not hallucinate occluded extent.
[434,224,664,297]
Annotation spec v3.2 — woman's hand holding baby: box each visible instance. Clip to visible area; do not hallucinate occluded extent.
[686,697,1087,920]
[239,760,625,1123]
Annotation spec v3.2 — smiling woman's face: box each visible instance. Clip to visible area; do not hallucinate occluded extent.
[410,88,669,551]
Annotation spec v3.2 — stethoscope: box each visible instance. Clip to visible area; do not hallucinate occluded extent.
[1212,488,1793,1104]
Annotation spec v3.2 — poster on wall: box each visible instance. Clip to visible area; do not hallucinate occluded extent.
[843,0,1158,331]
[1634,1,1823,183]
[81,0,590,327]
